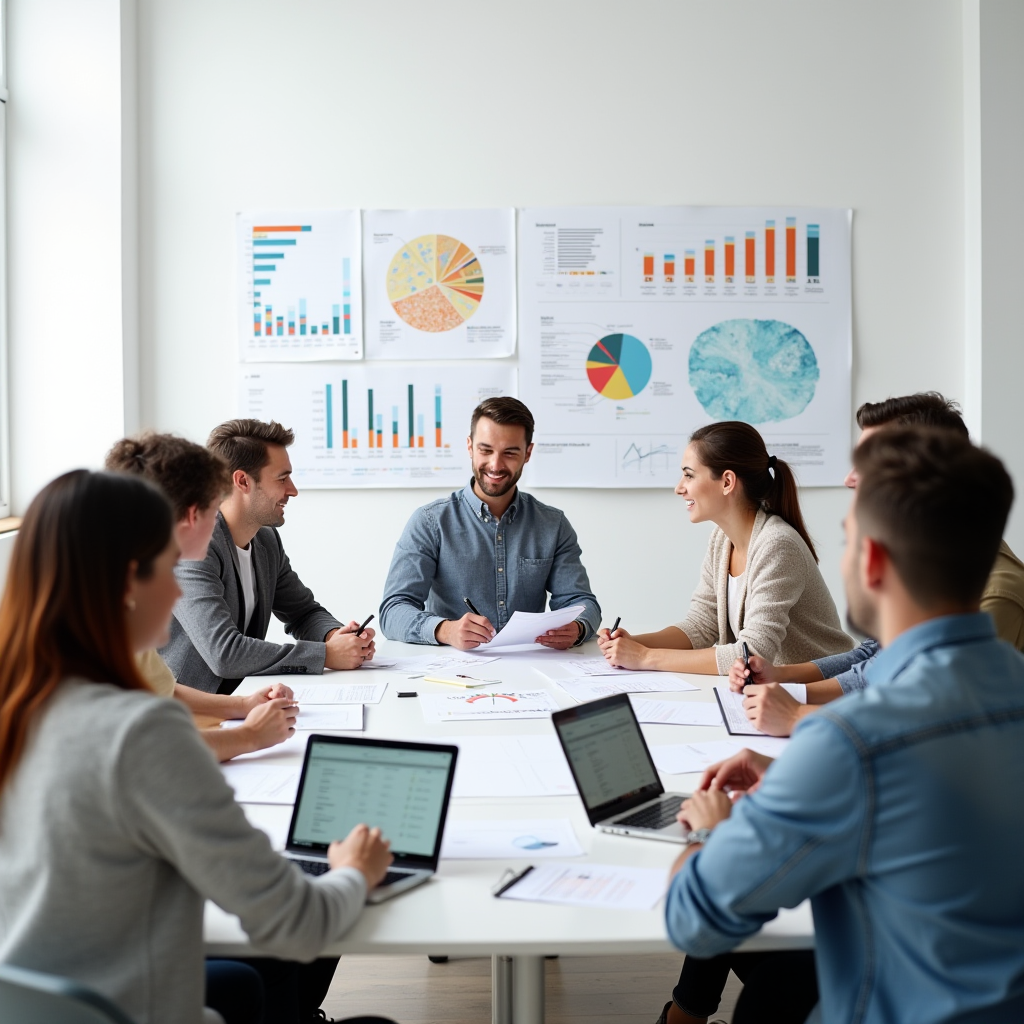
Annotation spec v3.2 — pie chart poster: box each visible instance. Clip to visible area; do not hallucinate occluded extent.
[364,208,517,360]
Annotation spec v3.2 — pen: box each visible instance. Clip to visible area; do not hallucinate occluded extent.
[423,676,491,689]
[741,641,751,690]
[610,616,621,636]
[354,613,375,636]
[463,597,481,616]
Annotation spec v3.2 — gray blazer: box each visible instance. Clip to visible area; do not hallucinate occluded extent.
[161,513,342,693]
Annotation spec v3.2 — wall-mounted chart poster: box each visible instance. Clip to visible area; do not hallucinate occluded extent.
[237,209,363,361]
[239,362,516,488]
[363,209,516,360]
[517,206,852,488]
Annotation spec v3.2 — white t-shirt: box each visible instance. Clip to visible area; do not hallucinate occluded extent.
[727,571,745,640]
[236,544,256,633]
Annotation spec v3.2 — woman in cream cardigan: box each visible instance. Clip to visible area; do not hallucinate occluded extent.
[599,421,852,674]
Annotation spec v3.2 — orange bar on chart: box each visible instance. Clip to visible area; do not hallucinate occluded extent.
[418,437,424,448]
[704,241,715,281]
[745,232,756,282]
[342,431,349,448]
[435,428,442,447]
[664,254,675,282]
[724,238,735,281]
[684,250,695,281]
[765,221,776,281]
[786,217,796,280]
[643,253,654,282]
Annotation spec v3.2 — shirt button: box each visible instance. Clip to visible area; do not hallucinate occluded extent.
[499,601,505,606]
[497,534,502,540]
[498,567,503,572]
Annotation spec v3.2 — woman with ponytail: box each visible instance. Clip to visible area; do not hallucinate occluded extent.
[599,421,852,674]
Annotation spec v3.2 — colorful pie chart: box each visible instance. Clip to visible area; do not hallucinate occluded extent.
[586,334,653,399]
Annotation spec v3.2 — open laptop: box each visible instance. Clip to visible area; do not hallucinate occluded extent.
[284,734,458,903]
[552,693,690,843]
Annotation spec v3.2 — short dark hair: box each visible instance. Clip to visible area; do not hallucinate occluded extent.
[853,428,1012,607]
[856,392,969,438]
[470,398,535,445]
[206,419,294,479]
[105,433,231,520]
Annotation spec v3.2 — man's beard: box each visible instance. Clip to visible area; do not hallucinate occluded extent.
[473,466,520,498]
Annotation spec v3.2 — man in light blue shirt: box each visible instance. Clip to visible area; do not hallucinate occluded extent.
[663,427,1024,1024]
[379,398,600,649]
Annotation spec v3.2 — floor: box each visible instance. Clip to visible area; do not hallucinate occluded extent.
[324,954,742,1024]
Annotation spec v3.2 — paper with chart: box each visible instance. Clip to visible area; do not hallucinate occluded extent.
[421,689,562,723]
[651,737,789,775]
[364,208,516,360]
[397,651,501,676]
[518,206,852,487]
[239,363,515,488]
[554,676,701,703]
[448,736,577,798]
[474,605,585,651]
[238,209,362,362]
[441,818,584,859]
[714,684,806,736]
[629,698,723,727]
[220,764,301,804]
[498,863,667,911]
[289,682,387,705]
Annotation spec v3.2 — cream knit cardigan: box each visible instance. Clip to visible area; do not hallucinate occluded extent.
[676,508,854,674]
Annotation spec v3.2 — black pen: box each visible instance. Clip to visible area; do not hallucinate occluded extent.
[741,641,751,690]
[354,613,375,636]
[610,616,621,636]
[463,597,482,616]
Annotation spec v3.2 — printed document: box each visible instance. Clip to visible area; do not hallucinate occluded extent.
[442,818,584,859]
[555,676,699,703]
[629,698,723,727]
[421,689,561,723]
[474,605,585,651]
[651,737,789,775]
[290,681,387,705]
[448,735,578,798]
[221,764,300,805]
[498,863,667,911]
[714,684,806,736]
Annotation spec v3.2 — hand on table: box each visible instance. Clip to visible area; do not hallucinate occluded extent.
[239,682,295,716]
[698,747,775,797]
[328,824,393,888]
[237,697,298,750]
[536,621,582,650]
[325,626,376,670]
[742,683,804,737]
[436,613,496,650]
[677,788,733,832]
[596,629,648,670]
[728,653,777,692]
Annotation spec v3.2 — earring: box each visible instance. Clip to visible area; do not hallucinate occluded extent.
[125,597,136,611]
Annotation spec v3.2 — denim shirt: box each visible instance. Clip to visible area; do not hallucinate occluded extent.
[379,481,601,645]
[813,637,880,694]
[665,613,1024,1024]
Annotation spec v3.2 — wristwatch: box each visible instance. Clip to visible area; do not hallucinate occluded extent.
[684,828,713,845]
[572,620,587,647]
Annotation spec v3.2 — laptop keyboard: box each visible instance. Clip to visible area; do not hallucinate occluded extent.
[294,859,414,888]
[613,796,683,830]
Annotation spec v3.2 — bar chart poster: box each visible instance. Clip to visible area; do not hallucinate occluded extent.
[363,208,516,360]
[239,363,516,488]
[237,209,363,362]
[518,207,851,488]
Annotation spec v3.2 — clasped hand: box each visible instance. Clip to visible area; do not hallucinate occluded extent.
[596,627,647,669]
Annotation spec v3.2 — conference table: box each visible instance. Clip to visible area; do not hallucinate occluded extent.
[203,639,814,1024]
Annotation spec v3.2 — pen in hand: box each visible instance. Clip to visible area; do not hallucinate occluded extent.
[354,613,375,636]
[609,616,621,636]
[463,597,481,616]
[741,641,751,691]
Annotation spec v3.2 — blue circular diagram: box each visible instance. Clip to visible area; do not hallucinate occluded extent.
[688,319,819,424]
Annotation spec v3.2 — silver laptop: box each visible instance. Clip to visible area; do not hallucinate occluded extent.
[552,693,690,843]
[284,734,458,902]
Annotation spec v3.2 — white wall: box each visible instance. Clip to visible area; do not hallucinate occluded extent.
[130,0,968,633]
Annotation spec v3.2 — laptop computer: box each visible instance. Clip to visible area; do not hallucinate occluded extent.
[552,692,690,843]
[284,734,459,902]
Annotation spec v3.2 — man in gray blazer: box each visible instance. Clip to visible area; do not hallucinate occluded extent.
[162,418,374,694]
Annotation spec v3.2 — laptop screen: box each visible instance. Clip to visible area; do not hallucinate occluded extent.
[288,738,456,862]
[553,694,663,822]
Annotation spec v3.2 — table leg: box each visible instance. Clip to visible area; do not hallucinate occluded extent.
[492,955,512,1024]
[511,955,544,1024]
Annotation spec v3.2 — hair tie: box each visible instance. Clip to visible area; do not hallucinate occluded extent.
[767,454,777,479]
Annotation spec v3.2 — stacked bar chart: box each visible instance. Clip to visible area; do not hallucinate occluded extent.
[239,364,515,488]
[238,209,362,361]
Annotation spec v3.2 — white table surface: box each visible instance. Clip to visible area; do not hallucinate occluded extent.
[203,639,814,958]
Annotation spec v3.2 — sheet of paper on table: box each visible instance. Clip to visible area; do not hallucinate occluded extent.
[650,736,790,775]
[294,704,364,730]
[357,657,399,669]
[220,763,300,804]
[420,688,562,723]
[536,657,702,682]
[554,675,700,703]
[229,731,310,763]
[714,684,806,736]
[448,735,578,797]
[473,604,584,651]
[629,697,723,727]
[497,863,667,911]
[397,651,502,676]
[441,818,584,859]
[289,681,387,705]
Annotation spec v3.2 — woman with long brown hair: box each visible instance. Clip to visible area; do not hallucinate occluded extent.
[0,470,393,1024]
[599,421,851,674]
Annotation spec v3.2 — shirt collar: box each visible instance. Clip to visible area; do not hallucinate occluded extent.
[864,612,996,687]
[461,479,520,522]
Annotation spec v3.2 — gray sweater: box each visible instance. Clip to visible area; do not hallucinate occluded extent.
[0,680,366,1024]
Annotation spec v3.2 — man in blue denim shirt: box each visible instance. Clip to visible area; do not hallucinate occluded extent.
[663,428,1024,1024]
[379,398,600,649]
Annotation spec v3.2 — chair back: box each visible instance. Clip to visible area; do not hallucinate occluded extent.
[0,963,137,1024]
